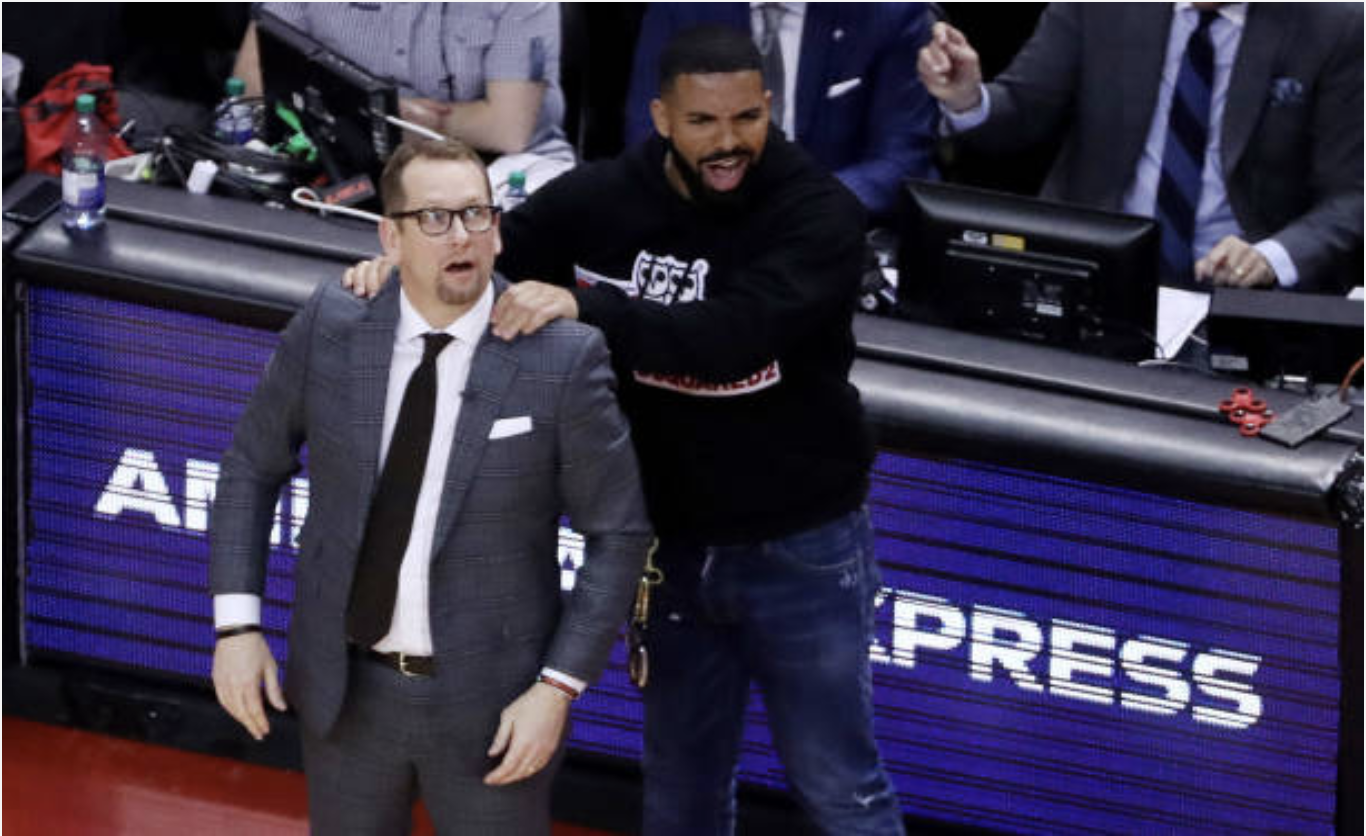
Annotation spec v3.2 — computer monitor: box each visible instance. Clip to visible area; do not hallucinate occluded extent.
[255,10,401,189]
[897,180,1159,361]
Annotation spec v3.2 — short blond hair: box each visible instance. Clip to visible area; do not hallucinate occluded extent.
[380,138,491,214]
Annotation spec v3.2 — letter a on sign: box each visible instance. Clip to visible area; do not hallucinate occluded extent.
[94,448,182,527]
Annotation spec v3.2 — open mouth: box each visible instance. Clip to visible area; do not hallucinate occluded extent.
[443,260,476,277]
[700,154,749,192]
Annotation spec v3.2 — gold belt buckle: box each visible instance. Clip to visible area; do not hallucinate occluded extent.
[396,652,420,678]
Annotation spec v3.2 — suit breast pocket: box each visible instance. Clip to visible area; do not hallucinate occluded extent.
[825,76,865,104]
[462,437,558,521]
[479,420,554,476]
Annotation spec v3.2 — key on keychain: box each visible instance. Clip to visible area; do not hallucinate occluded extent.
[629,540,663,688]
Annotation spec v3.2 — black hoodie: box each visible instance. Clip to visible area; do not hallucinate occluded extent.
[498,130,873,544]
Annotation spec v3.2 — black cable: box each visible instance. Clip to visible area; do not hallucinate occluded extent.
[162,123,314,179]
[157,124,316,203]
[156,134,190,188]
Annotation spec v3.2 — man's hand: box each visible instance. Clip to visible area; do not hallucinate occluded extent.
[490,281,578,341]
[398,97,453,137]
[917,22,984,113]
[1195,236,1278,288]
[212,632,287,741]
[483,682,571,786]
[342,256,397,299]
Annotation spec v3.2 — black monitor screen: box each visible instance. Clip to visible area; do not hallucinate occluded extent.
[255,10,400,188]
[898,180,1159,361]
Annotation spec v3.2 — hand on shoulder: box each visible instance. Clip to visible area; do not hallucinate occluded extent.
[341,255,397,299]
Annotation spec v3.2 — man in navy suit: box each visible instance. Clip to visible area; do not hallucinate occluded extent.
[919,3,1362,293]
[625,3,938,222]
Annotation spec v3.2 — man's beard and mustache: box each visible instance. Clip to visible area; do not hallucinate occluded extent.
[665,140,757,211]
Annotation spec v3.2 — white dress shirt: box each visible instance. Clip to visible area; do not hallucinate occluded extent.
[941,3,1298,286]
[750,2,806,138]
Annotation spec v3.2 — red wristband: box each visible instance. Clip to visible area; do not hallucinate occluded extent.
[537,674,581,701]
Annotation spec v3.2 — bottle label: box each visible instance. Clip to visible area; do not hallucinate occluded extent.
[216,101,255,145]
[232,103,255,144]
[63,168,105,210]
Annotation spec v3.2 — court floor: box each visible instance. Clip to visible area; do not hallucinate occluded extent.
[2,717,618,835]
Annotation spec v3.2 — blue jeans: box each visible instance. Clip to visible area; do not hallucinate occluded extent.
[641,508,904,836]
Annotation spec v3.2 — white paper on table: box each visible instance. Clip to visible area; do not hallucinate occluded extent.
[1156,287,1211,360]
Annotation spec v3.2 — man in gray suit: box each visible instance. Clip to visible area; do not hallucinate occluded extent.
[210,137,651,834]
[918,3,1362,293]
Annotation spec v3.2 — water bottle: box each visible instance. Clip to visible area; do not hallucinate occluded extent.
[214,77,254,145]
[61,93,107,231]
[503,169,528,211]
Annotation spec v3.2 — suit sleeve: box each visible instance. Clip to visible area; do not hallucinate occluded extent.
[1269,11,1363,292]
[832,5,940,217]
[209,282,323,597]
[572,180,866,383]
[959,3,1083,153]
[542,329,652,684]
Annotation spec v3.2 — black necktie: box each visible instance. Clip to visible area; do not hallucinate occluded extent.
[1156,10,1218,287]
[346,332,454,647]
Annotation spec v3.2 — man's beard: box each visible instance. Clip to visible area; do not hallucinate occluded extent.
[665,140,754,212]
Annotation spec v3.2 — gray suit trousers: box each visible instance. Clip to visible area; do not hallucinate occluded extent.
[301,653,564,836]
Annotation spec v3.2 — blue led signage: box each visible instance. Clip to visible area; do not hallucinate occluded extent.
[24,286,1341,834]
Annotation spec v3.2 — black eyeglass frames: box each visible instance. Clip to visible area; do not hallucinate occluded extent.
[388,205,501,237]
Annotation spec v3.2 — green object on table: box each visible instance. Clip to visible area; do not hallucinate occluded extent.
[273,103,317,163]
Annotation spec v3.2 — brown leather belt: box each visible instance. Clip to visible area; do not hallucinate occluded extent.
[365,649,435,678]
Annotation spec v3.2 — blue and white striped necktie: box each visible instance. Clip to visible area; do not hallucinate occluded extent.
[1155,10,1219,287]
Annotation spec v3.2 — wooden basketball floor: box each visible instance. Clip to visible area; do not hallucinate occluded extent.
[3,718,619,835]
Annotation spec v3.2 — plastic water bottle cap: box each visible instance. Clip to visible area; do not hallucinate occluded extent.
[74,93,96,114]
[226,77,246,97]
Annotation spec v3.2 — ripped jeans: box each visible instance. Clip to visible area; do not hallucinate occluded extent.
[641,507,905,836]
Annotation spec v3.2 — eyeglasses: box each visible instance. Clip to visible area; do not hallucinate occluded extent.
[388,205,500,237]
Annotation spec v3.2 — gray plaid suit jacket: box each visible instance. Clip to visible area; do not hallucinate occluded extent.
[210,275,651,738]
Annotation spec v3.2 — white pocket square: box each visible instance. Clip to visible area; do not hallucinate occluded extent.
[826,78,863,99]
[489,416,533,440]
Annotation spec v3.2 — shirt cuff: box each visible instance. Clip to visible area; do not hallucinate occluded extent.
[214,594,261,630]
[539,667,587,696]
[939,84,991,136]
[1254,239,1298,288]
